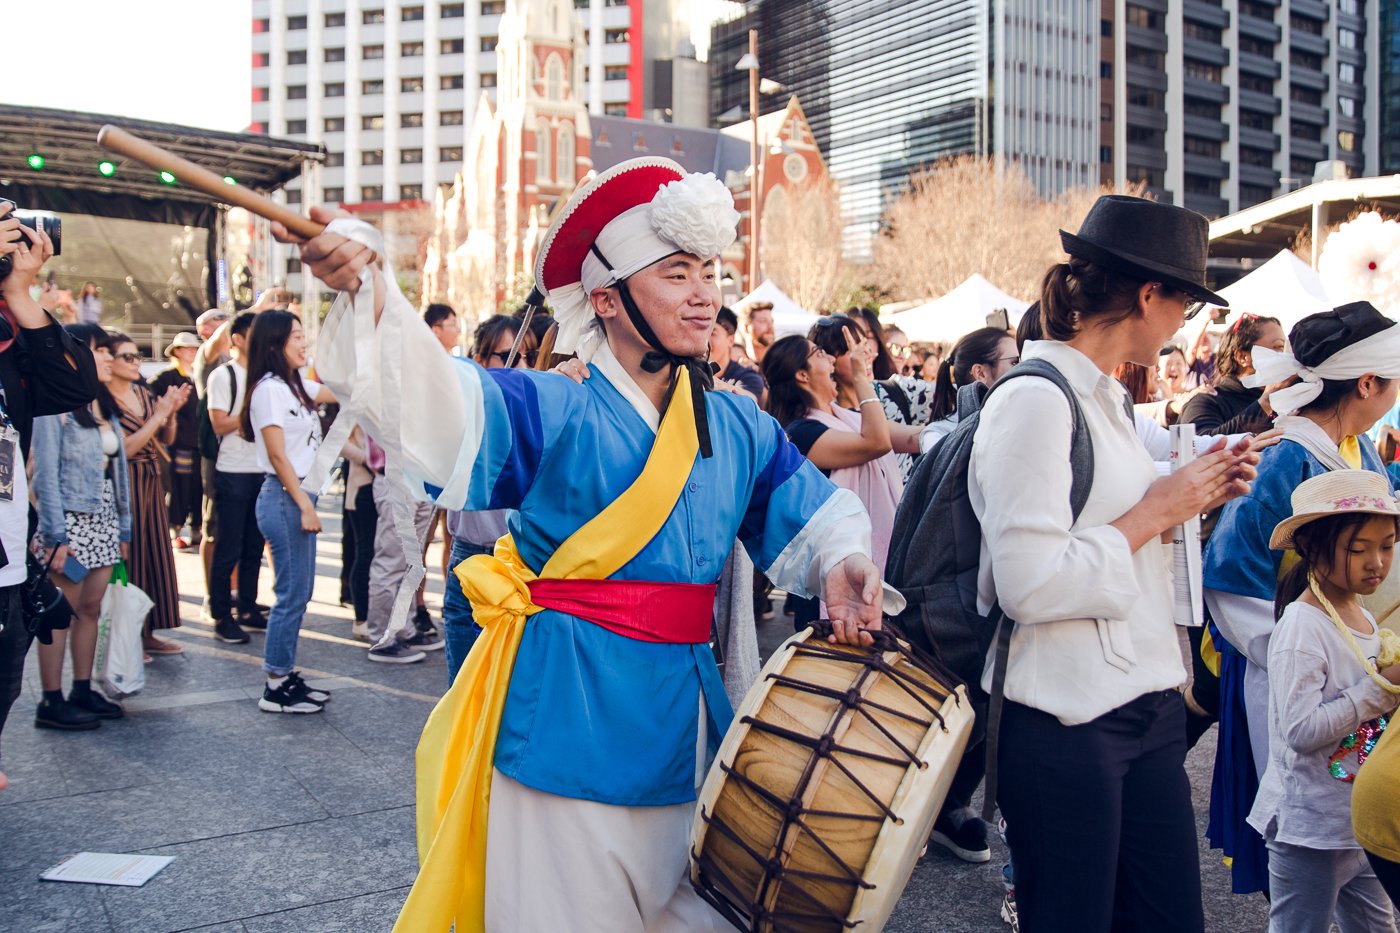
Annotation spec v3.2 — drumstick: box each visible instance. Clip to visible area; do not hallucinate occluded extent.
[96,125,324,240]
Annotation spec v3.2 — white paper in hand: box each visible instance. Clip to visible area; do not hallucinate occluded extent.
[1169,423,1204,627]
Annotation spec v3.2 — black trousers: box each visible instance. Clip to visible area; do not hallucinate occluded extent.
[166,446,203,533]
[1367,851,1400,904]
[998,691,1204,933]
[347,481,378,621]
[0,586,31,758]
[208,471,265,619]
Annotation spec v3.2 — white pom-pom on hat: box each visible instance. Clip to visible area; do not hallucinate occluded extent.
[648,172,740,261]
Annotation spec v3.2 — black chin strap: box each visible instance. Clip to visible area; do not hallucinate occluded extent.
[591,245,715,458]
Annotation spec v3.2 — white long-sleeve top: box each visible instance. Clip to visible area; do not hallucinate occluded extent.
[1249,601,1399,848]
[969,340,1186,725]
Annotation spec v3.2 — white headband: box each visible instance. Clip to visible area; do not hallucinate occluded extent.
[543,172,738,359]
[1243,323,1400,416]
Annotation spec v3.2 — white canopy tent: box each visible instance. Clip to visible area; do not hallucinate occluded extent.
[1209,249,1332,331]
[883,274,1030,344]
[735,280,821,337]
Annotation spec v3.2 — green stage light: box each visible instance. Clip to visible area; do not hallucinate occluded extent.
[159,171,177,185]
[98,161,117,177]
[26,154,44,170]
[223,175,237,186]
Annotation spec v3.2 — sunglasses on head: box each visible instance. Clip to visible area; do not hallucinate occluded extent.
[490,349,537,366]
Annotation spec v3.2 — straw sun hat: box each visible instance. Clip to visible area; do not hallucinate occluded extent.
[1269,470,1400,550]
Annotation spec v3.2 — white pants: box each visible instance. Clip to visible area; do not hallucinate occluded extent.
[484,770,728,933]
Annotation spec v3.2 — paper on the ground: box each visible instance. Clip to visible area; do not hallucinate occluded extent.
[40,852,174,886]
[1169,423,1203,627]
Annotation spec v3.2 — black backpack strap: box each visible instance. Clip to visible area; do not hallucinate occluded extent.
[979,357,1094,822]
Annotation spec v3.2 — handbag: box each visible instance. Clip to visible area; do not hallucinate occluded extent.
[95,562,153,697]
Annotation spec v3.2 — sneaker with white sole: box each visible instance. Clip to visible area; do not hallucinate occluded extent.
[258,677,325,713]
[214,618,251,644]
[402,629,445,652]
[930,812,991,863]
[286,670,331,704]
[351,620,371,642]
[368,642,426,664]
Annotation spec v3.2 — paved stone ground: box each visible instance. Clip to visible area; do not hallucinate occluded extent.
[0,497,1272,932]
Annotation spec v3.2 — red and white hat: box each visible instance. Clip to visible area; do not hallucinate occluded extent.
[534,157,739,357]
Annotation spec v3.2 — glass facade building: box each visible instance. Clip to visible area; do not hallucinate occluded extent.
[712,0,988,257]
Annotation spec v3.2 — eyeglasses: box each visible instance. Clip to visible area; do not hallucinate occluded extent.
[115,352,143,363]
[888,345,913,358]
[994,355,1020,365]
[489,349,537,367]
[1153,283,1207,322]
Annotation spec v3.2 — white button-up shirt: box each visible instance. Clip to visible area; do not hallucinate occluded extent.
[970,340,1186,725]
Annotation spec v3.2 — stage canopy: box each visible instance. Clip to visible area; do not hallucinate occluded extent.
[1208,249,1332,331]
[0,105,322,327]
[883,274,1029,344]
[736,280,820,337]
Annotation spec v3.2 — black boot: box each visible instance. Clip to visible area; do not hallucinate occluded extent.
[36,695,101,731]
[68,681,124,720]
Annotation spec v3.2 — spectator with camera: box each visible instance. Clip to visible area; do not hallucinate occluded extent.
[30,324,132,729]
[0,203,100,790]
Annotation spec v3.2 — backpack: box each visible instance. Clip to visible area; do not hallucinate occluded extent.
[884,358,1123,819]
[197,364,236,461]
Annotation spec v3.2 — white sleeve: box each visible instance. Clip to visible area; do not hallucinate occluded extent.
[248,381,283,433]
[312,222,483,505]
[1206,588,1276,669]
[1136,412,1171,462]
[973,378,1142,625]
[207,365,233,413]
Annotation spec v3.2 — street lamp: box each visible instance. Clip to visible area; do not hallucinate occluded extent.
[737,30,761,291]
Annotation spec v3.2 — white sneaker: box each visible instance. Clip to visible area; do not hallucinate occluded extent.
[352,621,371,642]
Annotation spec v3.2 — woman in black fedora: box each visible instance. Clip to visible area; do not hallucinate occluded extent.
[968,195,1264,932]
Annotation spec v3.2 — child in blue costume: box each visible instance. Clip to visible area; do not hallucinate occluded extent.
[1203,301,1400,895]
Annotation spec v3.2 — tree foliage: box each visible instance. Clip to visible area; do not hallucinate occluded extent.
[760,176,848,312]
[872,155,1147,303]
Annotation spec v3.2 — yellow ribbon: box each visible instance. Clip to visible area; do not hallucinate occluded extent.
[394,367,702,933]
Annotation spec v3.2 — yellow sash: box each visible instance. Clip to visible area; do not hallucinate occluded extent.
[393,367,702,933]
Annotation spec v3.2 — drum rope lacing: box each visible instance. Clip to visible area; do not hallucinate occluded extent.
[693,624,963,933]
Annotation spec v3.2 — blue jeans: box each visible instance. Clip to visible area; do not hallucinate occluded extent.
[255,477,317,677]
[443,538,489,683]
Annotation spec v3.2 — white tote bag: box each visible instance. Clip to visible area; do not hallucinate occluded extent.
[95,563,153,697]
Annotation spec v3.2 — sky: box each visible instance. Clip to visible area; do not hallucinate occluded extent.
[6,0,253,132]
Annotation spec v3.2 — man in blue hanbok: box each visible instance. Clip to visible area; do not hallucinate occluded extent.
[277,158,892,932]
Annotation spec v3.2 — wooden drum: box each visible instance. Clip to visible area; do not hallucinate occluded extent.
[690,624,973,933]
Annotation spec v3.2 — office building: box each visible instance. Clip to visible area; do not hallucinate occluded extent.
[713,0,1386,256]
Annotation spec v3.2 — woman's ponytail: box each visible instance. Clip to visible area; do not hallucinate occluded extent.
[1038,257,1144,341]
[1040,263,1079,341]
[929,358,957,421]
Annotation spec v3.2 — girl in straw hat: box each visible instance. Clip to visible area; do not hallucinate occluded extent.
[1251,469,1400,931]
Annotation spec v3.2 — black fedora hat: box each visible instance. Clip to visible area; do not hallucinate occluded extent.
[1060,195,1228,307]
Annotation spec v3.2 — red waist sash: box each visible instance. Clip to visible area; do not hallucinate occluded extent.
[527,578,716,644]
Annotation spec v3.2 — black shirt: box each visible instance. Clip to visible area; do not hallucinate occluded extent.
[150,364,199,450]
[0,313,98,570]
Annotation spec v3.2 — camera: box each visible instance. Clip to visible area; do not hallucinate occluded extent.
[22,551,73,644]
[0,199,62,278]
